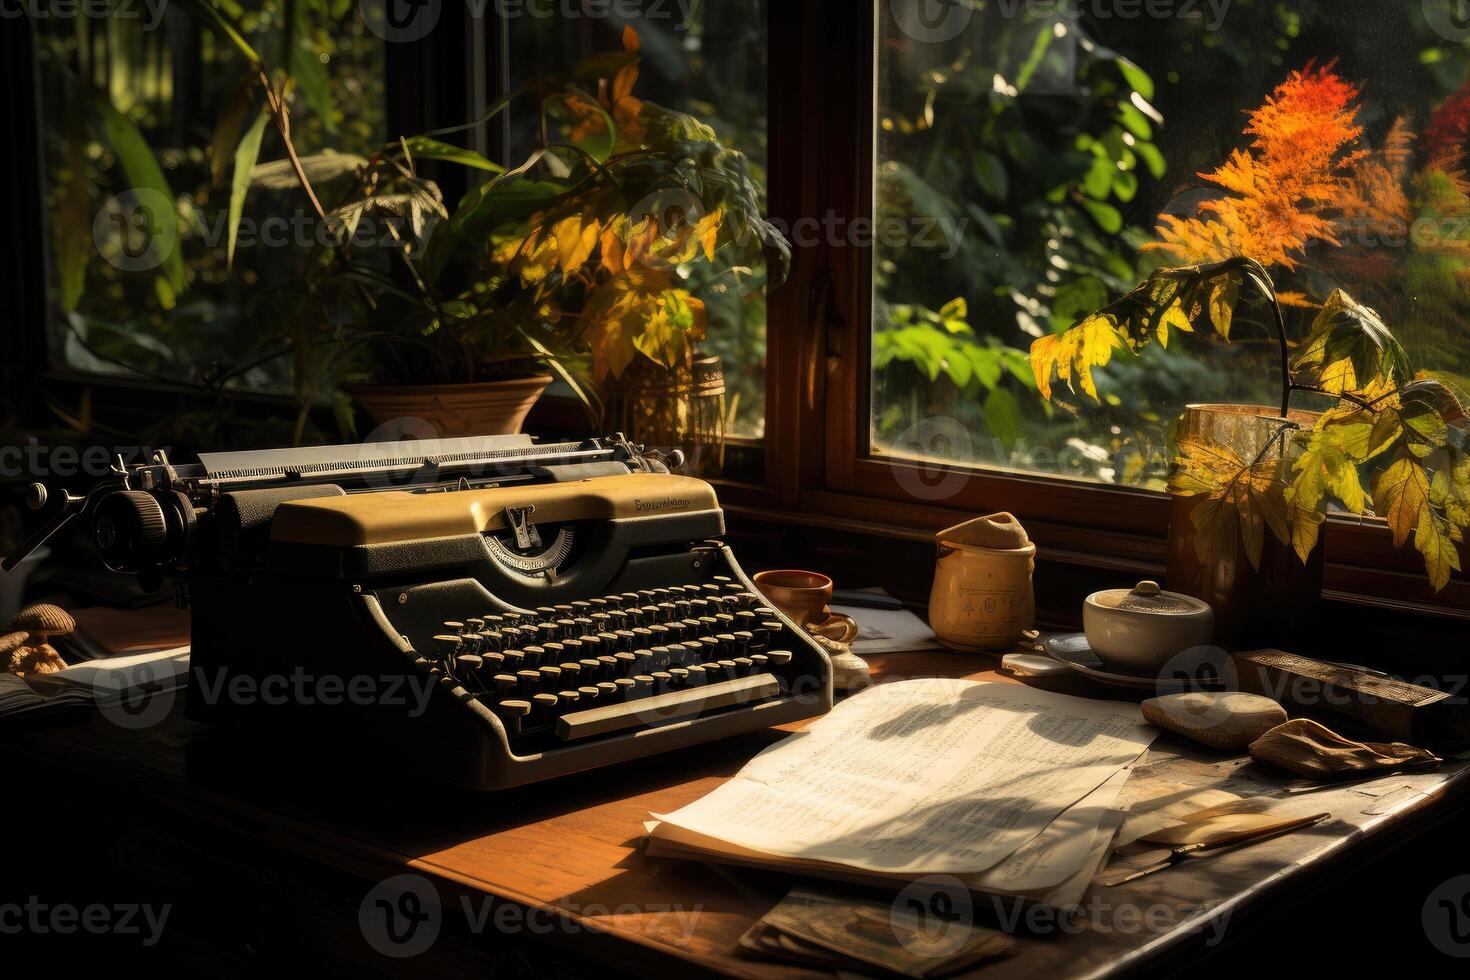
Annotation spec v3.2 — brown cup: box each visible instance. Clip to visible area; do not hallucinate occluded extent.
[752,569,859,644]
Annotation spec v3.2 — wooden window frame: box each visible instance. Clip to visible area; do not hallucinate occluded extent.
[720,0,1469,617]
[6,9,492,431]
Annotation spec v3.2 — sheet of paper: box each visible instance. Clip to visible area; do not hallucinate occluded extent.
[1114,780,1244,847]
[967,768,1131,894]
[652,679,1157,875]
[1034,807,1126,911]
[832,605,942,654]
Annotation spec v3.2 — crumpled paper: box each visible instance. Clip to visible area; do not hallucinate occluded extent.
[1249,718,1441,780]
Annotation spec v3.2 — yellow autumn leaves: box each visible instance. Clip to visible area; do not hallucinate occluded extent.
[1030,264,1239,401]
[493,204,725,383]
[1168,395,1468,591]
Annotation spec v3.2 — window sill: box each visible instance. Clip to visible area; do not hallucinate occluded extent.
[719,484,1470,623]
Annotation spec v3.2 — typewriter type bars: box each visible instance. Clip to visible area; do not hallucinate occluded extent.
[426,577,794,748]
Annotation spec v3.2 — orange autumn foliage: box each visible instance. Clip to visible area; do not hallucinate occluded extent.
[1151,63,1365,272]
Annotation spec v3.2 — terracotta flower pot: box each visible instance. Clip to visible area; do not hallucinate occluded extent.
[1165,404,1324,649]
[343,376,553,438]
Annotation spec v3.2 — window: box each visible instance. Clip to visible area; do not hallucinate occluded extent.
[34,4,387,392]
[869,1,1470,491]
[506,4,771,442]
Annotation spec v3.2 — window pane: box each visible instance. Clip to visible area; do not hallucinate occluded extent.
[873,1,1470,489]
[508,5,770,442]
[36,5,385,391]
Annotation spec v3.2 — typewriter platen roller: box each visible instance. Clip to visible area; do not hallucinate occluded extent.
[16,435,833,789]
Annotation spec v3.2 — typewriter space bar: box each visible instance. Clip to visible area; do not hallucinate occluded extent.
[556,675,781,741]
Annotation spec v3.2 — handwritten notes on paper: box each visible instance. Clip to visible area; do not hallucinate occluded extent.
[650,679,1157,878]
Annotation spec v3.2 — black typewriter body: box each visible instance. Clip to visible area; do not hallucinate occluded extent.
[12,435,834,789]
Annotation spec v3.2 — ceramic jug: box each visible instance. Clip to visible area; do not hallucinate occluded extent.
[928,512,1036,652]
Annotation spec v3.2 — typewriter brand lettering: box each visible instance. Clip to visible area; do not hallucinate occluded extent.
[635,496,691,513]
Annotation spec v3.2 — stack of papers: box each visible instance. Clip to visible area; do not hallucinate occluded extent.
[832,603,942,654]
[646,679,1158,909]
[0,672,92,727]
[27,645,190,705]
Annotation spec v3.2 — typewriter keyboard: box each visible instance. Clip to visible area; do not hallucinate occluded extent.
[428,577,799,748]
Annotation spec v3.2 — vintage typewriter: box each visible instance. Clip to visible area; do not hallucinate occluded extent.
[7,435,833,788]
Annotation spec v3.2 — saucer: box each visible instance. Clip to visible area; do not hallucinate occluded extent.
[1043,634,1202,693]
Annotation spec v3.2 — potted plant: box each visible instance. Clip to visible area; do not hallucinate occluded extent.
[220,23,786,439]
[1030,64,1470,642]
[1033,254,1467,640]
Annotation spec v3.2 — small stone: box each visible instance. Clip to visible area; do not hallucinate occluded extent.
[1142,691,1288,750]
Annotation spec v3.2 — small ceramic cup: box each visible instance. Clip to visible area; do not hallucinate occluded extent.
[752,570,860,644]
[1083,580,1215,674]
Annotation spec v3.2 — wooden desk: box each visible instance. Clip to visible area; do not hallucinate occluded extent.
[6,649,1469,976]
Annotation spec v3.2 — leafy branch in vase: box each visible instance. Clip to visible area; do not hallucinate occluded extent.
[1032,255,1469,590]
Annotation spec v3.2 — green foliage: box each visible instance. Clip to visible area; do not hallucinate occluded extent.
[872,7,1170,475]
[1044,258,1468,590]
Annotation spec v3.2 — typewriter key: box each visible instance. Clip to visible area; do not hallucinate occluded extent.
[523,645,547,667]
[497,699,532,735]
[630,675,655,698]
[537,666,562,690]
[516,670,541,694]
[596,655,618,679]
[577,685,600,704]
[684,664,708,686]
[767,650,794,665]
[733,657,754,677]
[465,617,486,632]
[558,662,581,682]
[535,606,558,618]
[650,671,673,693]
[493,675,520,697]
[596,681,618,700]
[669,667,690,688]
[532,693,559,723]
[443,621,466,634]
[733,631,753,653]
